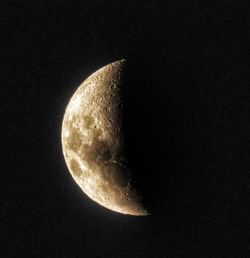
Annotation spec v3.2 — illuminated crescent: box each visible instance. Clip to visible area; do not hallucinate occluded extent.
[61,60,148,216]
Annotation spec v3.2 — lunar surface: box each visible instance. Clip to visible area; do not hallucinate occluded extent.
[61,60,148,216]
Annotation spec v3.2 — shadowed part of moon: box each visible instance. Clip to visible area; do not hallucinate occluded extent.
[61,60,148,216]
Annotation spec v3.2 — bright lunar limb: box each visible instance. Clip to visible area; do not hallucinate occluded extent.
[61,59,148,216]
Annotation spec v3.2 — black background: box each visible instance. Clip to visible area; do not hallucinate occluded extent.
[1,1,250,257]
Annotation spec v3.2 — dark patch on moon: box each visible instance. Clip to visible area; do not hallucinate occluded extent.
[83,115,95,129]
[106,162,129,187]
[70,159,82,178]
[67,125,82,151]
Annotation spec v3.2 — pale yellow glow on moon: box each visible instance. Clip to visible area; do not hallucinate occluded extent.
[61,60,148,216]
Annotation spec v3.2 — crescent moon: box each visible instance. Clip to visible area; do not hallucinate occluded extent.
[61,59,148,216]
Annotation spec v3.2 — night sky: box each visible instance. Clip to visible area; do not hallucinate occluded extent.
[1,1,250,257]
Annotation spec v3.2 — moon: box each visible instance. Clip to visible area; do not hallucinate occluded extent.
[61,59,148,216]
